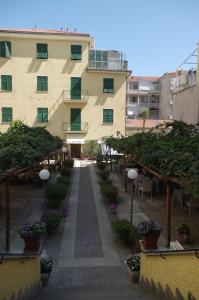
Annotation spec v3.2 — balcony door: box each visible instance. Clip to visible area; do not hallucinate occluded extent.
[71,108,81,131]
[71,77,81,100]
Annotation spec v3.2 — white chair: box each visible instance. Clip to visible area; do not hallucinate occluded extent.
[138,179,153,199]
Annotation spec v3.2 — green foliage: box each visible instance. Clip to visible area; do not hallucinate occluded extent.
[176,223,190,235]
[64,159,74,168]
[97,161,106,170]
[0,120,61,171]
[82,140,101,158]
[60,168,71,177]
[105,121,199,197]
[46,183,67,208]
[41,210,61,235]
[56,176,70,185]
[112,219,140,246]
[98,170,110,181]
[101,184,118,204]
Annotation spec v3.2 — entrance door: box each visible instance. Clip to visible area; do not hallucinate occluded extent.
[71,108,81,131]
[71,77,81,100]
[71,144,81,158]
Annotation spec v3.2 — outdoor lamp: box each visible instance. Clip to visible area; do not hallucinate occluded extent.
[62,146,67,153]
[62,146,68,169]
[127,168,138,224]
[39,169,50,181]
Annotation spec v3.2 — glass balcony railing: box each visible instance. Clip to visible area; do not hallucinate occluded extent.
[88,50,128,70]
[62,122,88,132]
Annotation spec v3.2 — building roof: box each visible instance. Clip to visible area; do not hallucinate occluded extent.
[0,28,90,37]
[130,76,160,81]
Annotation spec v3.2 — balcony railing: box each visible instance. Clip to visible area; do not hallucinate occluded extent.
[88,60,128,70]
[139,102,160,108]
[62,122,88,132]
[62,90,88,102]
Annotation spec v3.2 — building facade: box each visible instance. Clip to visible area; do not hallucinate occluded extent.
[0,28,129,157]
[159,72,176,120]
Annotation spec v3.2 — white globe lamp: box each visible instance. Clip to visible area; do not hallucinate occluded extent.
[39,169,50,181]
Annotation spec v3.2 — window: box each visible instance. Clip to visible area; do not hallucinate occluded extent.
[71,77,81,99]
[0,41,11,57]
[1,75,12,91]
[129,82,138,90]
[71,45,82,60]
[37,76,48,92]
[129,96,137,104]
[2,107,12,122]
[103,109,113,124]
[37,108,48,123]
[103,78,114,93]
[36,43,48,59]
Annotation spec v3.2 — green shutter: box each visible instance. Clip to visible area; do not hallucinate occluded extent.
[37,44,48,59]
[103,109,113,124]
[37,108,48,123]
[37,76,48,91]
[71,77,81,99]
[0,41,11,57]
[71,108,81,131]
[103,78,114,93]
[1,75,12,91]
[71,45,82,60]
[2,107,12,122]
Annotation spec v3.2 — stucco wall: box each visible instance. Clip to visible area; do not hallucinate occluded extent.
[159,74,173,119]
[173,85,199,124]
[0,256,40,300]
[0,33,127,141]
[141,252,199,300]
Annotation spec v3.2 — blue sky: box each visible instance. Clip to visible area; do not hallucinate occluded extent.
[0,0,199,76]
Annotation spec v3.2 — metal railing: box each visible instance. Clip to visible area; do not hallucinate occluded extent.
[139,102,160,108]
[62,90,89,101]
[62,122,88,132]
[88,60,128,70]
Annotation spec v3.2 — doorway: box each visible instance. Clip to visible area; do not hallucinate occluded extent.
[71,144,81,158]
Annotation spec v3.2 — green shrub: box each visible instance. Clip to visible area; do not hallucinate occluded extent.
[98,170,109,181]
[112,219,140,246]
[60,168,71,177]
[97,161,106,170]
[65,159,74,168]
[101,184,118,204]
[46,184,67,209]
[56,176,70,185]
[42,210,62,234]
[82,140,101,158]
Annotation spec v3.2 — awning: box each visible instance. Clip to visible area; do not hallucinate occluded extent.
[67,138,85,144]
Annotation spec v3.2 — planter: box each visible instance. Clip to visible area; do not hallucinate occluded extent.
[127,266,140,283]
[142,234,160,249]
[41,273,50,287]
[176,232,190,244]
[23,237,41,252]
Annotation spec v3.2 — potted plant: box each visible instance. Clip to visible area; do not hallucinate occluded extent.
[125,253,141,283]
[40,257,53,287]
[176,223,190,244]
[18,221,46,252]
[137,220,162,249]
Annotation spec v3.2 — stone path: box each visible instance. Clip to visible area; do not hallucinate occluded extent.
[36,160,160,300]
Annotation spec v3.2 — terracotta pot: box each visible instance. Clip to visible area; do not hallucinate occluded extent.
[142,234,160,249]
[23,237,41,252]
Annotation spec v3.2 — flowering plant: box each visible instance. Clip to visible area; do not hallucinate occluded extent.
[40,257,53,274]
[125,254,140,272]
[18,221,46,238]
[137,220,162,236]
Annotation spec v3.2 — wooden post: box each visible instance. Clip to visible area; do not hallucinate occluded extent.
[123,154,127,192]
[110,151,112,171]
[5,179,10,252]
[166,182,171,247]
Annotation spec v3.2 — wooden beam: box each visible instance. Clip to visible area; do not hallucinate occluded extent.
[5,180,10,252]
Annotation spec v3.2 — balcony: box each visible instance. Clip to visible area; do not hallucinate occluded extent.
[62,90,88,103]
[139,102,159,108]
[62,122,88,133]
[88,50,128,71]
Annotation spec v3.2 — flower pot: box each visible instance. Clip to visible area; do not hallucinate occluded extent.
[41,273,50,287]
[176,232,189,244]
[127,266,140,283]
[142,234,160,249]
[23,237,41,252]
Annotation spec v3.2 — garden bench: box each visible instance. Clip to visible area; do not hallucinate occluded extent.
[170,240,184,250]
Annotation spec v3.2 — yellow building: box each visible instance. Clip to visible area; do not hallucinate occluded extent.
[0,28,130,157]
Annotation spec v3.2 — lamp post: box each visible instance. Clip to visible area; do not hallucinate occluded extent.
[127,169,138,225]
[39,169,50,188]
[62,146,67,170]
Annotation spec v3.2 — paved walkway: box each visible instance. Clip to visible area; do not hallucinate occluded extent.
[36,161,160,300]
